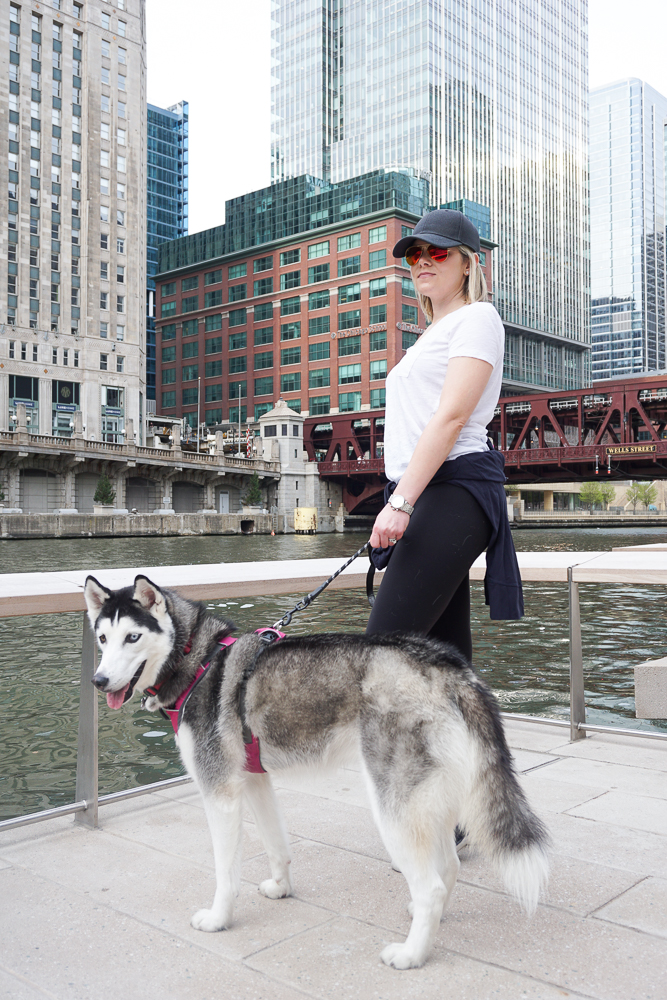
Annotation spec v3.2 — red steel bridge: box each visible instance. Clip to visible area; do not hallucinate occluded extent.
[304,374,667,514]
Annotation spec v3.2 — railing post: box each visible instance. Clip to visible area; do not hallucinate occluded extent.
[75,613,99,827]
[568,566,587,741]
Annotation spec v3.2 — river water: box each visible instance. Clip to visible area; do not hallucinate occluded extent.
[2,526,667,820]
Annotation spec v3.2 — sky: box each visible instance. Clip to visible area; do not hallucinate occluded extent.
[146,0,667,237]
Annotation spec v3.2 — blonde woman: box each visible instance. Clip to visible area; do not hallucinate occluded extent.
[367,209,523,660]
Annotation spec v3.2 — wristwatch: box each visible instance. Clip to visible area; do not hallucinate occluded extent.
[388,494,414,516]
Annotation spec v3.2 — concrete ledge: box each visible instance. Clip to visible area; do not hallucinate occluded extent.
[635,658,667,719]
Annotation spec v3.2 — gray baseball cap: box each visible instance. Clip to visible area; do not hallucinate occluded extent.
[393,209,481,257]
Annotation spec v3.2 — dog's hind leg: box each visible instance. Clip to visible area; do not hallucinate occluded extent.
[191,787,244,933]
[243,772,292,900]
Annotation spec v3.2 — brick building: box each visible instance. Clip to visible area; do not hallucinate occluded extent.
[154,202,494,431]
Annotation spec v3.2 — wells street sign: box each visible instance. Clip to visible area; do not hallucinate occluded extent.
[606,444,657,456]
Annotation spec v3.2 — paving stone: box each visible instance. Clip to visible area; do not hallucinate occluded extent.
[547,812,667,879]
[0,967,56,1000]
[275,788,390,861]
[511,749,562,772]
[556,735,667,772]
[0,868,311,1000]
[272,768,370,809]
[246,915,593,999]
[518,771,608,814]
[501,719,573,755]
[566,790,667,835]
[458,849,643,916]
[542,757,667,800]
[595,876,667,938]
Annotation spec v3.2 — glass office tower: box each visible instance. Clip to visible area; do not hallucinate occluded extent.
[590,80,667,380]
[146,101,188,403]
[271,0,590,389]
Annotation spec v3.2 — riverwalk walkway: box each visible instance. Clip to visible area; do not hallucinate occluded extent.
[1,717,666,1000]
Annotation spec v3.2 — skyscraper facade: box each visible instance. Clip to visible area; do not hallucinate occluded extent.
[590,79,667,380]
[1,0,147,442]
[146,100,188,405]
[271,0,590,391]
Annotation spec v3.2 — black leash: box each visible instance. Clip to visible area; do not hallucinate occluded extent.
[272,541,373,629]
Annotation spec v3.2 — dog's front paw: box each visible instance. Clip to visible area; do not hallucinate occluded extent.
[191,908,229,932]
[142,695,160,713]
[380,942,424,970]
[259,877,291,900]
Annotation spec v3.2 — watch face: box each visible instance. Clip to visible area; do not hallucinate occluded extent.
[390,494,404,509]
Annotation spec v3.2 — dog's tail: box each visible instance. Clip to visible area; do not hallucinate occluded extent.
[457,683,550,915]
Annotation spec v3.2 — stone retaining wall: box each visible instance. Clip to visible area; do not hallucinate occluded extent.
[0,512,284,539]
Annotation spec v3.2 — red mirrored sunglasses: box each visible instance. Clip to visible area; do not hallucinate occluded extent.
[404,244,451,266]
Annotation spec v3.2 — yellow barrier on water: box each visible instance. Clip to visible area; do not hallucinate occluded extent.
[294,507,318,533]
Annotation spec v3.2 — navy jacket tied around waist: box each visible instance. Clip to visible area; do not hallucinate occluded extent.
[372,448,524,620]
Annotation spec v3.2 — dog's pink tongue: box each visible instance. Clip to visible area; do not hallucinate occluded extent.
[107,684,130,710]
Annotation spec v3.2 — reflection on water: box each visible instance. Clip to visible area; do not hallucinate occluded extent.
[2,526,667,820]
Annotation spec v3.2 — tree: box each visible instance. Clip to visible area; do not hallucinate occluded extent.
[623,482,642,513]
[93,474,116,506]
[598,481,616,509]
[578,481,602,511]
[242,472,263,507]
[637,481,658,511]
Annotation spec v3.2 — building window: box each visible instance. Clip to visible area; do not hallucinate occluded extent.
[370,388,386,408]
[116,355,124,373]
[182,295,198,313]
[254,351,273,370]
[117,266,125,284]
[228,406,247,424]
[401,276,416,298]
[182,364,198,382]
[228,263,247,279]
[308,264,329,284]
[162,369,176,384]
[229,308,247,327]
[100,149,110,168]
[370,277,387,298]
[369,330,387,352]
[8,342,15,360]
[101,233,109,250]
[339,363,362,385]
[229,331,247,351]
[118,20,126,37]
[309,395,330,415]
[205,337,223,355]
[117,182,126,200]
[205,385,223,402]
[369,225,387,244]
[338,283,361,304]
[182,275,199,292]
[402,304,418,324]
[281,346,301,366]
[280,271,301,291]
[182,319,198,337]
[117,128,126,145]
[162,391,176,408]
[100,354,108,371]
[309,316,330,336]
[280,248,300,266]
[206,360,224,378]
[33,344,39,362]
[161,324,177,341]
[254,277,273,297]
[338,256,361,277]
[280,372,301,393]
[182,387,198,405]
[254,376,273,396]
[370,359,387,380]
[339,391,362,412]
[401,225,413,239]
[205,269,222,285]
[308,241,329,259]
[339,335,361,357]
[338,233,361,252]
[100,262,109,281]
[118,47,127,65]
[100,322,109,339]
[308,340,330,361]
[308,290,329,311]
[73,351,79,368]
[101,12,110,29]
[254,327,273,346]
[162,281,176,297]
[205,314,222,332]
[52,348,58,365]
[63,349,69,366]
[182,341,199,359]
[309,368,330,389]
[228,380,247,399]
[253,255,273,273]
[369,304,387,325]
[338,310,361,330]
[116,325,125,341]
[228,356,247,374]
[402,331,418,350]
[281,321,300,341]
[117,210,125,226]
[100,291,109,310]
[162,346,176,363]
[117,102,126,119]
[116,295,125,314]
[280,297,300,316]
[369,249,387,270]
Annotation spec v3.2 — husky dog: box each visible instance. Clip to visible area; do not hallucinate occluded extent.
[84,574,549,970]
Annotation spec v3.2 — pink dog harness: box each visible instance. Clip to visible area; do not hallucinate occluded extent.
[147,628,285,773]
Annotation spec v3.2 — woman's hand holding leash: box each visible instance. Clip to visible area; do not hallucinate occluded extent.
[370,505,410,548]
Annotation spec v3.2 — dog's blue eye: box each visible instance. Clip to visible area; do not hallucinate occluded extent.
[126,633,141,643]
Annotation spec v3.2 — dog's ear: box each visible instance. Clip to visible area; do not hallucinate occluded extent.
[84,576,112,626]
[133,575,166,615]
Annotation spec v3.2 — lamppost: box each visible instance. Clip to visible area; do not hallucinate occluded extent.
[197,376,201,454]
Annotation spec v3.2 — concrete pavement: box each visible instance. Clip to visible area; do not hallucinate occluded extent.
[1,719,666,1000]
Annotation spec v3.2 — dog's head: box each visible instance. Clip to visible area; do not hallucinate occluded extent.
[84,575,176,709]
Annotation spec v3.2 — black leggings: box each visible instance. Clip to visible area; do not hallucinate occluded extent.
[365,483,492,662]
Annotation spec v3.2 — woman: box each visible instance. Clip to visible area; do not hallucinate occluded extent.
[366,209,523,661]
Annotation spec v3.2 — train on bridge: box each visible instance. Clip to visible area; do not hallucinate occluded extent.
[304,374,667,514]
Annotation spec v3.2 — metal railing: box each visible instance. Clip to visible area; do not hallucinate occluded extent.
[1,563,665,834]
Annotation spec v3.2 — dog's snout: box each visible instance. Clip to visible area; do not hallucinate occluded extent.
[92,673,108,691]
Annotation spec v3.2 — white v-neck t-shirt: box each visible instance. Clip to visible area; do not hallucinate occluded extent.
[383,302,505,483]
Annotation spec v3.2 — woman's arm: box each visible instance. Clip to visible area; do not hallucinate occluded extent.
[370,355,493,549]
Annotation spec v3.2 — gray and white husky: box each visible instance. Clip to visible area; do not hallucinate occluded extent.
[84,573,549,970]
